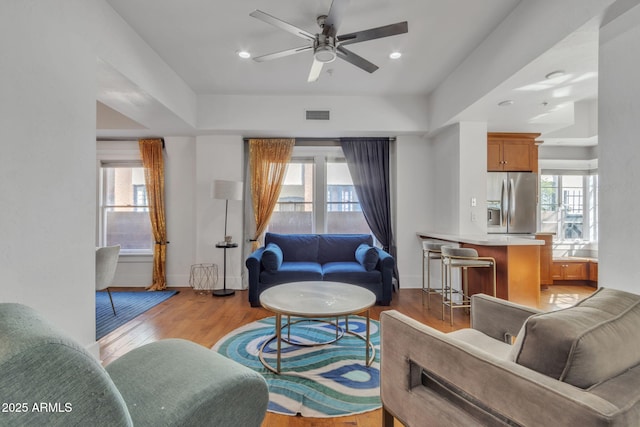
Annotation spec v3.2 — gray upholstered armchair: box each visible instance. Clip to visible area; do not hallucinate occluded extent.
[96,245,120,315]
[0,303,269,426]
[381,288,640,426]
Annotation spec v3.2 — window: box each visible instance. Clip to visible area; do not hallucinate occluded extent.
[326,161,367,233]
[100,163,153,253]
[267,146,370,235]
[540,172,598,241]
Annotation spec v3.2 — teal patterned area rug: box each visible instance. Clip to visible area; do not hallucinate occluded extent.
[213,316,381,418]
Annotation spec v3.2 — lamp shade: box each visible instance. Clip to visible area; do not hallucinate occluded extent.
[212,180,243,201]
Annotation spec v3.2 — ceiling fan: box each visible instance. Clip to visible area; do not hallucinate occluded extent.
[249,0,408,82]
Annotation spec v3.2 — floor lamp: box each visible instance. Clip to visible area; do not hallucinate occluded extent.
[212,179,243,297]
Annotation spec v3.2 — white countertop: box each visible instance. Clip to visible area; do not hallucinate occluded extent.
[417,231,544,246]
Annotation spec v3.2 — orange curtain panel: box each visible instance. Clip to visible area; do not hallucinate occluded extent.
[248,138,295,251]
[139,138,168,290]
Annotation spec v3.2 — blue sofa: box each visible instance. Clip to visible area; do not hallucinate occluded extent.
[246,232,395,307]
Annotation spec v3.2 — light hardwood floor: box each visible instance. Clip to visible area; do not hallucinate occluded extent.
[99,285,594,427]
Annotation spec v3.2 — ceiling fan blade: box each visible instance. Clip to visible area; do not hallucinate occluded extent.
[338,21,408,46]
[250,10,316,41]
[308,59,324,82]
[324,0,351,36]
[336,46,378,73]
[253,45,313,62]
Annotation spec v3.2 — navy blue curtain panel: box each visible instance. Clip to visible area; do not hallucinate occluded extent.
[340,137,399,284]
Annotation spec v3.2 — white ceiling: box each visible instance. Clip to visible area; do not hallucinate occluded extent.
[101,0,601,145]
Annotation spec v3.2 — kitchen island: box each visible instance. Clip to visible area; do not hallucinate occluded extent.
[417,231,544,308]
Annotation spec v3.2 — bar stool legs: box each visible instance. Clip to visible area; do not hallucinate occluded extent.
[421,241,446,309]
[441,246,496,326]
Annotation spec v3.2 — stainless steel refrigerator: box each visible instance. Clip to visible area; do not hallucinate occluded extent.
[487,172,537,234]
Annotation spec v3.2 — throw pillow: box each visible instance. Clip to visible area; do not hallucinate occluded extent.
[261,243,283,272]
[509,288,640,388]
[355,243,379,271]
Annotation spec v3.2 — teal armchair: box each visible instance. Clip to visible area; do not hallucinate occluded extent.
[0,303,268,426]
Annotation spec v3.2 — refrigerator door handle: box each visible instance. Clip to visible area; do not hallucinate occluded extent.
[509,178,516,225]
[501,179,508,226]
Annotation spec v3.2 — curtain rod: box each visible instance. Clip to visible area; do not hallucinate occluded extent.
[97,137,165,148]
[242,137,397,144]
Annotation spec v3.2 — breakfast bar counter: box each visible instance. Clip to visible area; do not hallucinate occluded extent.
[417,231,543,308]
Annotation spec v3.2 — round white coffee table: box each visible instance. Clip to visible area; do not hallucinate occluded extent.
[259,281,376,374]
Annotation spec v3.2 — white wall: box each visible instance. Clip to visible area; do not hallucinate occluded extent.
[425,122,487,235]
[427,125,461,233]
[164,137,197,285]
[598,3,640,293]
[458,122,489,235]
[0,1,97,351]
[195,136,245,290]
[197,94,429,137]
[395,136,431,288]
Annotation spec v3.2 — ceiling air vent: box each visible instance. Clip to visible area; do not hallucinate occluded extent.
[305,109,330,121]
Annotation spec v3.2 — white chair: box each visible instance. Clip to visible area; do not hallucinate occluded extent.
[96,245,120,315]
[441,245,496,325]
[421,240,447,309]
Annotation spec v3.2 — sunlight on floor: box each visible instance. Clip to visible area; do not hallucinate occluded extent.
[541,286,595,311]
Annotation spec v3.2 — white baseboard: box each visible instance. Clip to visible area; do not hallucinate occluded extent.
[397,275,422,289]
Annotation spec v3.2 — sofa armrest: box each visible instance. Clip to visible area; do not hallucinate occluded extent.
[107,339,268,427]
[246,247,265,270]
[246,247,266,307]
[471,294,543,343]
[380,310,617,427]
[375,248,395,305]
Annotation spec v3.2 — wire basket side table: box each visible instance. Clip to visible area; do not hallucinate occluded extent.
[189,263,218,295]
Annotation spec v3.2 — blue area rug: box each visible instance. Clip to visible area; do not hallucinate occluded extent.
[96,290,178,340]
[213,316,380,418]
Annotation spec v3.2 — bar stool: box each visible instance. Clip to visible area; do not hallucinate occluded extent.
[421,240,447,308]
[441,246,496,325]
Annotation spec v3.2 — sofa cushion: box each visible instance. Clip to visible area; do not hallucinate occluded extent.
[261,243,283,272]
[318,234,373,264]
[265,233,320,262]
[355,243,379,271]
[509,288,640,388]
[322,262,381,284]
[259,261,323,285]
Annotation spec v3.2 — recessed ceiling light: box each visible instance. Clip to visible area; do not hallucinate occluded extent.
[237,50,251,59]
[545,70,565,79]
[498,100,514,107]
[389,51,402,59]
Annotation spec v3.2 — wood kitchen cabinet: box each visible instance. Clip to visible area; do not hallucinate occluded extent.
[487,133,540,172]
[552,259,589,281]
[589,261,598,283]
[536,233,553,287]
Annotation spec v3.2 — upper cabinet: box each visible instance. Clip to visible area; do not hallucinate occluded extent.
[487,133,541,172]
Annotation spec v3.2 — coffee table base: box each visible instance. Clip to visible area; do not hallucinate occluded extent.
[259,311,374,374]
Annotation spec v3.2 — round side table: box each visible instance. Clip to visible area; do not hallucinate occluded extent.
[213,242,238,297]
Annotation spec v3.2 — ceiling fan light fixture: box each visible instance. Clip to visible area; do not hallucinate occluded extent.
[314,46,337,63]
[545,70,565,80]
[498,100,515,107]
[237,50,251,59]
